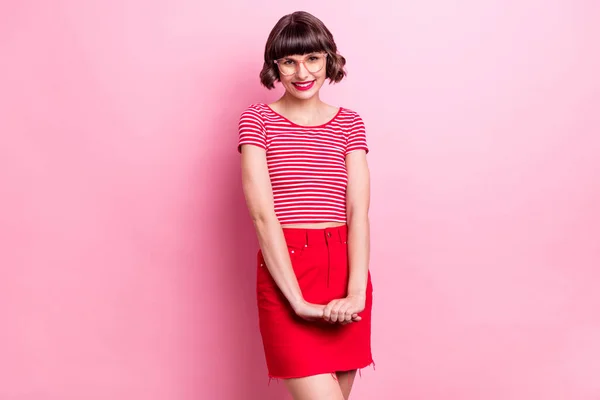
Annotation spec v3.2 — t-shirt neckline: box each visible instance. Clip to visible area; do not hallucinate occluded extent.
[263,103,343,128]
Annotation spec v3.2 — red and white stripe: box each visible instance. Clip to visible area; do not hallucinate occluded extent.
[238,103,368,224]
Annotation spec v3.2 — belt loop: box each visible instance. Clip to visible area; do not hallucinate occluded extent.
[305,230,309,247]
[337,227,343,243]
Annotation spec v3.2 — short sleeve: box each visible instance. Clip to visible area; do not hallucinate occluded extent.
[346,113,369,155]
[238,105,267,153]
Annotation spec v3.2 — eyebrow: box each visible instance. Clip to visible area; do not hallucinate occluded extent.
[282,53,320,60]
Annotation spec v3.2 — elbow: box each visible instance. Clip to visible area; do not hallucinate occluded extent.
[346,208,369,226]
[250,209,278,227]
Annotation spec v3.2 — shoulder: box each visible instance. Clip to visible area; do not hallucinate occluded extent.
[339,106,360,117]
[338,107,366,132]
[240,103,270,120]
[338,107,365,123]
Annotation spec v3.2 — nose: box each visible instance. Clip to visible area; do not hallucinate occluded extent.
[295,61,309,79]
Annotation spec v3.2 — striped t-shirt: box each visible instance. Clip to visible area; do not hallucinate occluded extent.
[237,103,369,224]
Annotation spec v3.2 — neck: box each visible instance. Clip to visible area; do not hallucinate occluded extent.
[279,92,323,113]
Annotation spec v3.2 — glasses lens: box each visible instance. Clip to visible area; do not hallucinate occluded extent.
[305,54,325,73]
[277,54,326,75]
[278,60,296,75]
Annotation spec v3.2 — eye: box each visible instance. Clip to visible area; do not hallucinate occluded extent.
[282,59,296,66]
[308,56,319,61]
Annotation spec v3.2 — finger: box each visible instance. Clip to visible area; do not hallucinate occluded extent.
[344,310,354,323]
[337,303,353,323]
[313,304,325,319]
[322,303,332,321]
[330,300,347,323]
[352,314,362,321]
[323,300,338,322]
[327,300,342,323]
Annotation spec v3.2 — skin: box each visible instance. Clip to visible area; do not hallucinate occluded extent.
[241,52,371,400]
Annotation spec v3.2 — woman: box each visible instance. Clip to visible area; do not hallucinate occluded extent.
[238,11,374,400]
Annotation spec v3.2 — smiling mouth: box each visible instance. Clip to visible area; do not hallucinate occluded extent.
[292,80,315,91]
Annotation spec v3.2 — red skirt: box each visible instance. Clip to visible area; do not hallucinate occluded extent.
[256,225,374,379]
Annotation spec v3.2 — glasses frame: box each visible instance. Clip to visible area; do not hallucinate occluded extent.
[273,53,328,76]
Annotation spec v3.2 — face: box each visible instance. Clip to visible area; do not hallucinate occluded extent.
[275,52,328,100]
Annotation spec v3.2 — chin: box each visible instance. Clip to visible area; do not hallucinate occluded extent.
[290,91,317,100]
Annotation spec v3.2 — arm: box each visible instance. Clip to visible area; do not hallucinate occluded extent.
[323,113,371,324]
[240,144,323,318]
[322,150,370,323]
[345,149,371,298]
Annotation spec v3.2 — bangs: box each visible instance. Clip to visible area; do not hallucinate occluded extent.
[260,11,346,89]
[269,23,328,60]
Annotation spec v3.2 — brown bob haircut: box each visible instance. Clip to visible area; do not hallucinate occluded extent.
[260,11,347,89]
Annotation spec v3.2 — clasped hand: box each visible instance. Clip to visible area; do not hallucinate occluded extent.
[294,294,366,325]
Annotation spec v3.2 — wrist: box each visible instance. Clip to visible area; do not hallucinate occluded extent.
[347,291,366,299]
[347,275,368,299]
[289,297,306,312]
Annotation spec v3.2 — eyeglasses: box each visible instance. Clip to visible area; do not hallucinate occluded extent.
[274,53,327,76]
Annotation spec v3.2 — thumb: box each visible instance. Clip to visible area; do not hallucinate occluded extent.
[313,304,325,317]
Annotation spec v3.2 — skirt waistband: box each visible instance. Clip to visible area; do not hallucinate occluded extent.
[282,224,347,247]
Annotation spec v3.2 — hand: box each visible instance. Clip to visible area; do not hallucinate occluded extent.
[292,300,325,321]
[323,294,366,324]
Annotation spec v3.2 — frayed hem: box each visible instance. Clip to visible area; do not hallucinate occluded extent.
[358,360,376,378]
[266,360,376,385]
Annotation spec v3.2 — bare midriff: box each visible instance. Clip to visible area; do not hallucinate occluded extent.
[280,222,346,229]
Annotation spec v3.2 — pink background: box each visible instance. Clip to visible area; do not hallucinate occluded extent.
[1,1,599,399]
